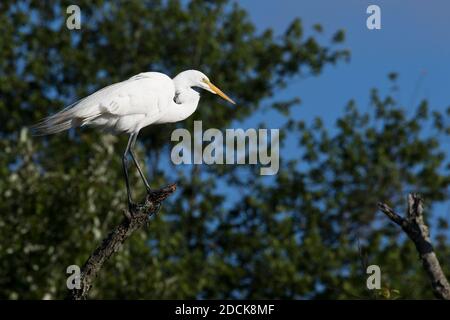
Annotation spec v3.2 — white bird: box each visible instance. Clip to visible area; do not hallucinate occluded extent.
[31,69,235,210]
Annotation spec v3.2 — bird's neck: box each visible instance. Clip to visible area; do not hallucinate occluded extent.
[165,87,200,122]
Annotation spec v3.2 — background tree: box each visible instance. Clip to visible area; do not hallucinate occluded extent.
[0,0,448,299]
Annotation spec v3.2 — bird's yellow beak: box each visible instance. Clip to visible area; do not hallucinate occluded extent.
[203,79,236,105]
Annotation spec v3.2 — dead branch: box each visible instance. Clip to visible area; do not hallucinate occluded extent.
[68,183,177,300]
[378,193,450,300]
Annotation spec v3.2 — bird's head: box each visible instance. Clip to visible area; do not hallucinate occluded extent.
[175,70,236,105]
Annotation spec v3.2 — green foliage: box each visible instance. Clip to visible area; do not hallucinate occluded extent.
[0,0,448,300]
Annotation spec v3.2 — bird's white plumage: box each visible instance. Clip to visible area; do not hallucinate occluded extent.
[33,72,177,134]
[31,69,234,136]
[84,72,175,133]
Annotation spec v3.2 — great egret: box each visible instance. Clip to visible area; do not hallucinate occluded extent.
[31,70,235,211]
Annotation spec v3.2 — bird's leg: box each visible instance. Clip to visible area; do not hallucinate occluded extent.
[129,132,152,193]
[123,134,135,212]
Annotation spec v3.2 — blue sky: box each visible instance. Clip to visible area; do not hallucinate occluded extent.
[238,0,450,124]
[232,0,450,226]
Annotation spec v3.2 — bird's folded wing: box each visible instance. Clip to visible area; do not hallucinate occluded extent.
[31,73,175,135]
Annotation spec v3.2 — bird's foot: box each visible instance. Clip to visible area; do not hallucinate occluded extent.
[124,184,177,220]
[124,200,146,220]
[127,201,138,215]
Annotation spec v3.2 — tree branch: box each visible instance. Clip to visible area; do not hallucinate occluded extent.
[378,193,450,300]
[68,183,177,300]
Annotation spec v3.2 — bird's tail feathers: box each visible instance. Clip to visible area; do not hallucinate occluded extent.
[30,105,101,136]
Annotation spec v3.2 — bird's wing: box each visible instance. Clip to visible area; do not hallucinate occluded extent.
[31,72,175,135]
[98,72,175,117]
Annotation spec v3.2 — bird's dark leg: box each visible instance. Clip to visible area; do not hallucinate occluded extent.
[123,134,135,211]
[129,132,152,193]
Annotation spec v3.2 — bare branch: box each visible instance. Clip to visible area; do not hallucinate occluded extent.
[378,193,450,300]
[68,183,177,300]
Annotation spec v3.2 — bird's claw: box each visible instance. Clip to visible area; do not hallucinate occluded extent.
[127,201,138,215]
